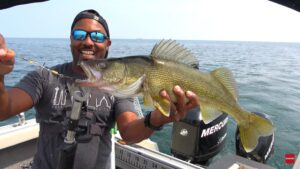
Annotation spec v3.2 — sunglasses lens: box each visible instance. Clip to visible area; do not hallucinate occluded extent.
[91,32,106,43]
[72,30,107,43]
[73,30,87,40]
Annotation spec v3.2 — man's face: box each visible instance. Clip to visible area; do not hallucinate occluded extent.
[70,18,111,66]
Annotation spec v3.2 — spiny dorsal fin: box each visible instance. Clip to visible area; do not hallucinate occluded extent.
[150,39,199,66]
[211,67,238,101]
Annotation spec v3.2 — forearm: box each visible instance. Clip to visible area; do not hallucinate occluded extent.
[0,75,4,93]
[117,110,165,144]
[119,118,154,144]
[0,35,21,120]
[0,75,12,120]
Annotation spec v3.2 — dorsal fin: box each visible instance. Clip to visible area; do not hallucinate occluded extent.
[150,39,199,66]
[211,67,238,101]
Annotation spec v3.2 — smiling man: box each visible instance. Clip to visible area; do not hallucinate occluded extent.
[0,9,199,169]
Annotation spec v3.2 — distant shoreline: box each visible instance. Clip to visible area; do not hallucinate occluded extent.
[5,37,300,44]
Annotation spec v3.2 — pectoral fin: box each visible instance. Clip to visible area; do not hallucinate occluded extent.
[200,104,223,124]
[143,81,153,107]
[143,93,153,107]
[112,75,146,98]
[153,97,171,117]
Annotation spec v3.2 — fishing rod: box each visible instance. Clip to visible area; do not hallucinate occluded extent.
[22,57,75,79]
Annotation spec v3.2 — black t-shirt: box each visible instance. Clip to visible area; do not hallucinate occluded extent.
[15,62,135,169]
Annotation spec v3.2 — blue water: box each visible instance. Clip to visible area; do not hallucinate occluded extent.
[2,38,300,169]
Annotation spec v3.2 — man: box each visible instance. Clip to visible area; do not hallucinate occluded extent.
[0,9,199,169]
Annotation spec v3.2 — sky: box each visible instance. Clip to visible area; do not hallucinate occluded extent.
[0,0,300,42]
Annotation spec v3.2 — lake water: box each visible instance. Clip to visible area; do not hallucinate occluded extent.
[1,38,300,169]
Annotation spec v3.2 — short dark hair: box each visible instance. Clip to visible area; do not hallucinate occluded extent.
[71,9,110,38]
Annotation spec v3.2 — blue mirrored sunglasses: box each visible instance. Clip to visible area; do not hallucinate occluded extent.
[72,29,108,43]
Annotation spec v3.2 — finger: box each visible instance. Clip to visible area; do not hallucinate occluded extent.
[0,49,15,64]
[159,89,170,101]
[185,90,200,109]
[0,49,6,56]
[170,86,186,121]
[0,34,6,49]
[6,49,15,58]
[173,85,185,108]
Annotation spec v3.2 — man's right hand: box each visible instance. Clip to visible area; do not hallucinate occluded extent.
[0,34,15,76]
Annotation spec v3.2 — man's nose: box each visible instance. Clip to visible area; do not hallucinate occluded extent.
[82,35,94,46]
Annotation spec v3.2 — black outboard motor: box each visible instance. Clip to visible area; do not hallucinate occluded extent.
[171,107,228,165]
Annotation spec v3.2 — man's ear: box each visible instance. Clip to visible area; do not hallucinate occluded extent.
[106,39,112,48]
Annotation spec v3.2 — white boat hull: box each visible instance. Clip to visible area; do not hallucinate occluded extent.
[0,119,204,169]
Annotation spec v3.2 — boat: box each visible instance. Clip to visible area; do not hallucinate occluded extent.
[0,97,283,169]
[1,113,284,169]
[1,1,299,169]
[0,96,207,169]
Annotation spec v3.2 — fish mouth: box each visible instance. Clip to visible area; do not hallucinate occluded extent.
[75,61,115,92]
[80,61,100,80]
[76,61,101,84]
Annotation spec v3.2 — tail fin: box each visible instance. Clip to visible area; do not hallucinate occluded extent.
[238,112,274,153]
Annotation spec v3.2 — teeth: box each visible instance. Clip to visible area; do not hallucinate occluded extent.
[81,51,94,55]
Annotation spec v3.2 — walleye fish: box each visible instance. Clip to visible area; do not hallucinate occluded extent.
[78,39,274,153]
